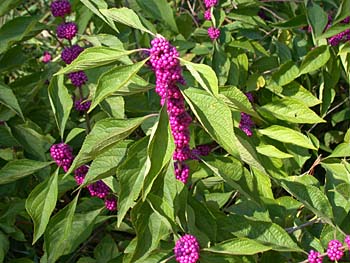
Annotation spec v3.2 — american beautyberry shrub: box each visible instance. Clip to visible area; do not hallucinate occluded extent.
[203,0,217,8]
[104,197,117,211]
[68,71,88,87]
[174,234,200,263]
[50,0,71,17]
[74,98,91,112]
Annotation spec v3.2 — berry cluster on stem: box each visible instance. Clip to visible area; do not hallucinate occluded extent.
[174,234,200,263]
[202,0,220,41]
[239,93,254,136]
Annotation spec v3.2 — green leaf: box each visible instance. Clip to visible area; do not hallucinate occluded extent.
[181,59,219,96]
[25,170,58,244]
[136,0,178,32]
[326,143,350,158]
[82,140,130,185]
[276,176,334,224]
[0,159,51,185]
[256,144,293,159]
[48,75,73,139]
[221,214,303,252]
[0,0,22,16]
[0,16,37,53]
[183,88,239,158]
[258,98,325,124]
[56,47,136,75]
[204,238,272,255]
[334,0,350,24]
[299,46,330,75]
[142,106,175,200]
[100,8,154,35]
[130,201,170,262]
[89,59,147,112]
[117,137,149,227]
[219,86,259,119]
[307,3,328,38]
[94,235,120,263]
[259,125,316,150]
[0,82,24,120]
[271,61,299,87]
[271,15,307,29]
[43,196,102,262]
[67,116,150,175]
[318,23,350,39]
[65,128,86,143]
[281,82,321,107]
[80,0,118,32]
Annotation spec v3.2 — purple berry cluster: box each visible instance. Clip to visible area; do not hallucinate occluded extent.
[174,234,200,263]
[74,98,91,112]
[68,71,88,88]
[56,22,78,40]
[239,93,254,137]
[50,0,90,106]
[191,144,212,160]
[327,239,344,261]
[149,37,192,183]
[50,0,71,17]
[203,0,220,40]
[308,250,322,263]
[74,165,117,211]
[61,45,84,64]
[306,235,350,262]
[50,143,74,172]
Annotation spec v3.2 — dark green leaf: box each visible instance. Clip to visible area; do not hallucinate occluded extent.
[299,46,330,75]
[0,82,23,120]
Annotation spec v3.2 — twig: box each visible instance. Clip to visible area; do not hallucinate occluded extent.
[259,6,284,21]
[285,218,321,234]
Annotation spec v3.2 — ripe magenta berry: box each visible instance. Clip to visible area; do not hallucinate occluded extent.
[104,197,117,211]
[68,71,88,87]
[204,9,211,20]
[50,0,71,17]
[308,250,322,263]
[191,144,212,159]
[87,180,110,198]
[174,234,200,263]
[56,22,78,40]
[42,51,52,63]
[327,239,344,261]
[204,0,217,8]
[175,162,190,184]
[61,45,84,64]
[207,27,220,41]
[74,165,88,185]
[50,143,74,172]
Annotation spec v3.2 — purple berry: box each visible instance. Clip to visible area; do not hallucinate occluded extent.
[87,180,110,198]
[74,165,88,185]
[50,143,74,172]
[327,239,344,261]
[50,0,71,17]
[191,144,212,160]
[207,27,220,41]
[174,234,200,263]
[104,197,117,211]
[74,98,91,112]
[175,162,190,184]
[61,45,84,64]
[204,0,217,9]
[308,250,323,263]
[239,112,253,137]
[56,22,78,40]
[204,9,211,21]
[42,51,51,63]
[68,71,88,87]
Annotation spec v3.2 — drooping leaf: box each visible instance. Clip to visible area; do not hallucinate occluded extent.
[307,2,328,38]
[183,88,239,158]
[48,75,73,139]
[0,159,51,185]
[100,8,154,35]
[0,82,24,120]
[67,116,151,174]
[142,106,175,200]
[299,46,330,75]
[89,59,148,111]
[259,125,316,150]
[26,170,58,244]
[56,47,137,75]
